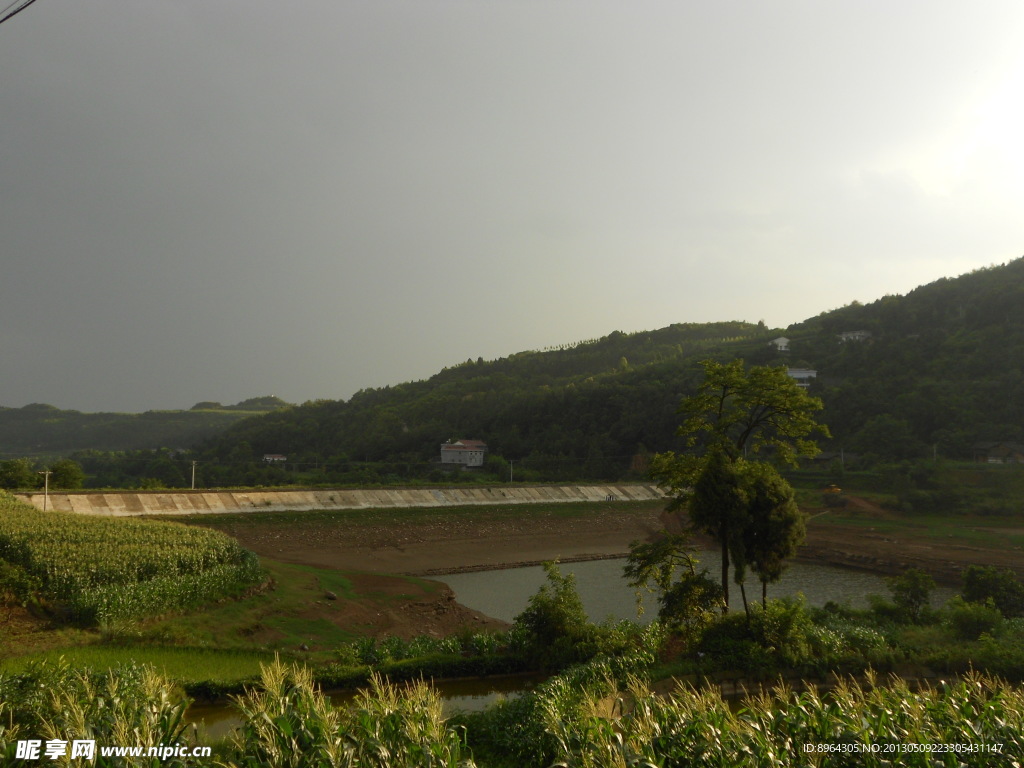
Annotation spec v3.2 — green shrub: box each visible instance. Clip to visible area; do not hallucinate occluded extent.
[693,597,894,675]
[750,596,815,667]
[962,564,1024,617]
[696,614,768,674]
[341,631,510,670]
[886,567,936,624]
[944,595,1004,640]
[922,627,1024,681]
[867,593,906,625]
[509,562,592,669]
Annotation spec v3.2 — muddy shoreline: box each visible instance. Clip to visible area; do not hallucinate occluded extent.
[410,552,631,577]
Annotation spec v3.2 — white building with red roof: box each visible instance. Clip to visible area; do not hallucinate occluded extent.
[440,439,488,467]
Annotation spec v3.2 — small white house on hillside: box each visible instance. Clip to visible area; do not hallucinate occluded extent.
[440,440,488,467]
[769,337,790,351]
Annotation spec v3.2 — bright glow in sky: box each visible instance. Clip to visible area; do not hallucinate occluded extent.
[2,1,1022,412]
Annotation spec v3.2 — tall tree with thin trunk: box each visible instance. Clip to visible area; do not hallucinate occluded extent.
[652,359,828,613]
[687,448,748,612]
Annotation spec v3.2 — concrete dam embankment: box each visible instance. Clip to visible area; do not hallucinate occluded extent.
[15,484,664,517]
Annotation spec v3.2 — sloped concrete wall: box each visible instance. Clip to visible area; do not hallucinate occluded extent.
[15,484,664,517]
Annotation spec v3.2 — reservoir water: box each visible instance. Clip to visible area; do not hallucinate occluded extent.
[438,553,955,623]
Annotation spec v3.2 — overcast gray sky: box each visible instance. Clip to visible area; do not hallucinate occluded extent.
[2,2,1022,413]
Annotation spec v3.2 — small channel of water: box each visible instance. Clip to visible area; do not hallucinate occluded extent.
[187,674,545,740]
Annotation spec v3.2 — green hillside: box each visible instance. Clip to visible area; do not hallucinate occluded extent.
[786,258,1024,460]
[186,321,769,482]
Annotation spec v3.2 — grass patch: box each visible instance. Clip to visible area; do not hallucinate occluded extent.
[0,646,272,686]
[814,509,1024,550]
[132,560,425,656]
[282,563,357,600]
[2,558,447,677]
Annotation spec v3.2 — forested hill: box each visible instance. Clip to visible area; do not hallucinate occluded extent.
[786,257,1024,462]
[195,321,769,478]
[195,258,1024,478]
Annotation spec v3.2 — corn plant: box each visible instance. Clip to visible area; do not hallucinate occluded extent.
[543,669,1024,767]
[0,658,199,767]
[221,658,348,768]
[220,658,476,768]
[340,674,475,767]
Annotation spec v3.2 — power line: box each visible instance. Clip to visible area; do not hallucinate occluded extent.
[0,0,42,26]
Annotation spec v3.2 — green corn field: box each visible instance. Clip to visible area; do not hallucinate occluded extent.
[4,658,1024,767]
[0,492,263,623]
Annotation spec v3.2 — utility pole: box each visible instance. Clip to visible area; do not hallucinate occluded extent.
[191,461,197,490]
[37,470,51,512]
[509,460,513,483]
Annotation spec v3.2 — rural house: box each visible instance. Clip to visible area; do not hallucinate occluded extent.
[769,336,790,351]
[972,442,1024,464]
[440,439,488,467]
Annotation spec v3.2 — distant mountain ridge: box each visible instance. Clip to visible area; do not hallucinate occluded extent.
[0,397,290,456]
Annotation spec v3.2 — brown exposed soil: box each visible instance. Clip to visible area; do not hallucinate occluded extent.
[199,506,667,577]
[187,506,669,642]
[185,495,1024,642]
[794,497,1024,586]
[271,571,510,644]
